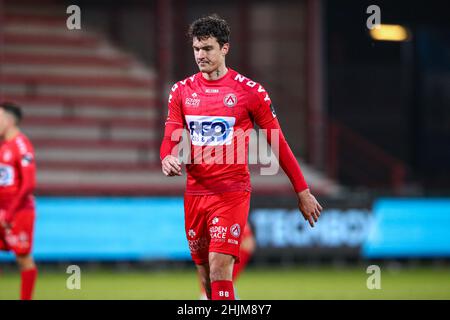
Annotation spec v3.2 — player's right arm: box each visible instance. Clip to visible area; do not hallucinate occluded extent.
[160,83,184,177]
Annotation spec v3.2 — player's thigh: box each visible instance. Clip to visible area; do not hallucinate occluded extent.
[184,195,209,265]
[207,191,251,263]
[6,209,35,256]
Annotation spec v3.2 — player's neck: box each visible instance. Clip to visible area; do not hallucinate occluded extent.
[4,127,20,141]
[202,65,228,81]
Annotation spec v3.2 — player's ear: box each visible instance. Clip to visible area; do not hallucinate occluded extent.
[221,43,230,56]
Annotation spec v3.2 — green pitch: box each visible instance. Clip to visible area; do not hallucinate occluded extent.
[1,266,449,300]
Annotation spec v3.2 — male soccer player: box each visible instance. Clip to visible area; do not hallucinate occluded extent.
[0,102,38,300]
[160,15,322,300]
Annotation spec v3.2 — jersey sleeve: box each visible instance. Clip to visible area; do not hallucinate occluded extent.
[249,84,277,127]
[160,83,184,160]
[259,118,308,193]
[4,137,36,222]
[165,82,184,126]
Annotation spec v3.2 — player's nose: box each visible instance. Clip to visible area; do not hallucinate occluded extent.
[197,49,207,59]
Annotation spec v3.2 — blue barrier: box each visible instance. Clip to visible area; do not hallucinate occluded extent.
[4,197,448,261]
[0,197,190,262]
[362,198,450,258]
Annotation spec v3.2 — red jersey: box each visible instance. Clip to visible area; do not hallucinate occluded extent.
[0,133,36,216]
[164,69,277,195]
[161,68,308,195]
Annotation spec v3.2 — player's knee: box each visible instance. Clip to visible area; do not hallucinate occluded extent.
[209,253,234,282]
[16,254,35,271]
[209,267,229,282]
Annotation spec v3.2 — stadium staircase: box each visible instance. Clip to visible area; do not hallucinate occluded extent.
[0,4,342,196]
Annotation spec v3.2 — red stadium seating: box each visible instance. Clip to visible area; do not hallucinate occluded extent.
[1,3,340,196]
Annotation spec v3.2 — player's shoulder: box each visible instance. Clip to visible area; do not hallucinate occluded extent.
[13,133,34,154]
[228,69,268,93]
[229,69,271,103]
[170,73,199,94]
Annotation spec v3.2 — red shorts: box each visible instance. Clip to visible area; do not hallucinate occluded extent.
[0,209,35,256]
[184,191,251,265]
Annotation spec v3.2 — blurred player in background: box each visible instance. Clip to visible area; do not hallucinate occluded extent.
[160,15,322,300]
[0,102,37,300]
[232,223,255,281]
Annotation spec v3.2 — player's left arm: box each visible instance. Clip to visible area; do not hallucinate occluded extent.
[3,141,36,225]
[251,88,323,227]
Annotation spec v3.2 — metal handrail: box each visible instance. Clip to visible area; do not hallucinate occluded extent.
[328,119,406,192]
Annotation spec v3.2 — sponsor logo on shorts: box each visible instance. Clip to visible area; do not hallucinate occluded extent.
[188,229,196,238]
[230,224,241,238]
[228,239,238,245]
[5,231,29,249]
[188,237,208,253]
[212,217,219,225]
[210,226,227,240]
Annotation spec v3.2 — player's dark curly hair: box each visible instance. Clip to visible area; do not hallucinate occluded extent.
[0,101,23,124]
[187,14,231,47]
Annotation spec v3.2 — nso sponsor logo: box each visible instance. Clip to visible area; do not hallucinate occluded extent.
[185,115,236,146]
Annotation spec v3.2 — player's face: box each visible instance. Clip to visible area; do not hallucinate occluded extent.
[0,110,14,138]
[0,109,9,137]
[193,37,229,73]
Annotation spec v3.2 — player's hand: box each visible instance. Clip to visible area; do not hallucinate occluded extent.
[297,189,323,228]
[0,210,12,230]
[161,155,182,177]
